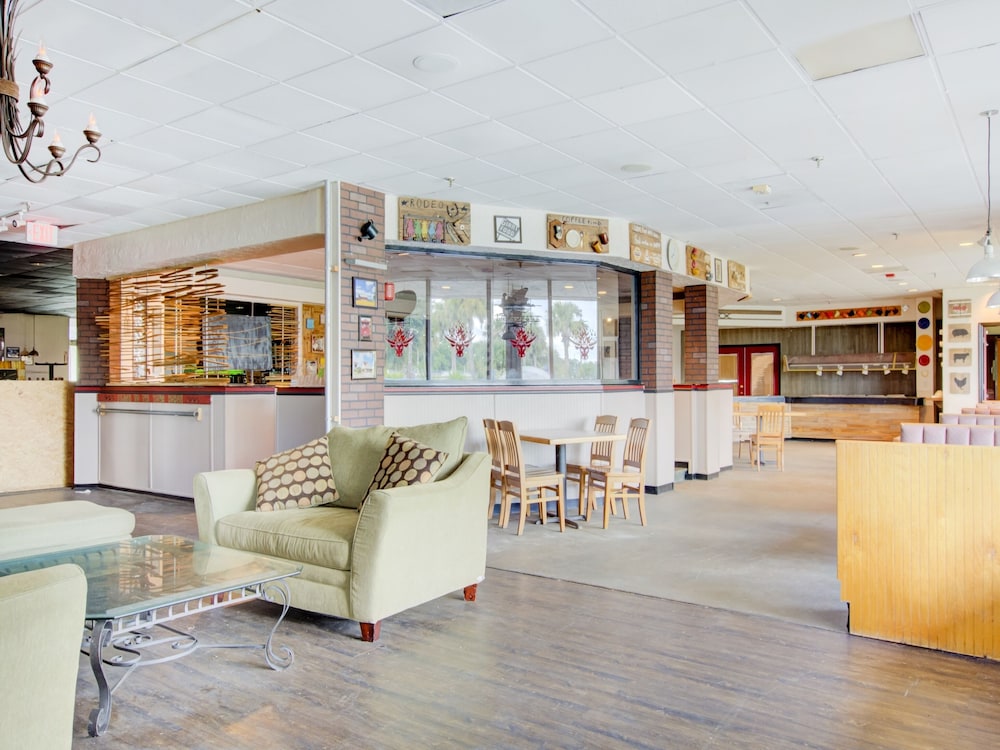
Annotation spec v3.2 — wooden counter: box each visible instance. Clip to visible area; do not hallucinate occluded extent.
[838,440,1000,660]
[786,396,920,441]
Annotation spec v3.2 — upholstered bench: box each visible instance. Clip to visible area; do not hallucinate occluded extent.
[899,422,1000,445]
[0,500,136,561]
[940,413,1000,425]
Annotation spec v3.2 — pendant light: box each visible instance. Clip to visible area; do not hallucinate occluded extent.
[966,109,1000,283]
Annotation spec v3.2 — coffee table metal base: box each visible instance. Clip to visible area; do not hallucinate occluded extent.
[83,580,293,737]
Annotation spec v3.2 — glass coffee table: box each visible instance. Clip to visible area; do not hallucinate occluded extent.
[0,534,300,736]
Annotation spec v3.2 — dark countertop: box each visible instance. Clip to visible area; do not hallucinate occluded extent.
[785,395,922,406]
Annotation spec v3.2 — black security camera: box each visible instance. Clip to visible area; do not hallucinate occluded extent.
[359,219,378,241]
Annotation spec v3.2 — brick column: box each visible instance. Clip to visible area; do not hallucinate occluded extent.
[683,284,719,384]
[339,183,386,427]
[76,278,109,386]
[638,270,674,391]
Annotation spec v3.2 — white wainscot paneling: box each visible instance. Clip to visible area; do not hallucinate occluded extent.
[99,404,152,492]
[75,392,99,485]
[149,402,213,498]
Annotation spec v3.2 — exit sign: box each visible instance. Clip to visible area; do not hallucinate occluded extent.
[26,221,58,246]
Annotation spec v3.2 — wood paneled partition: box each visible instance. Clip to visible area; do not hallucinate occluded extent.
[837,440,1000,659]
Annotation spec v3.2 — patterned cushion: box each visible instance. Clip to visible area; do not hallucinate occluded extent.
[362,432,449,507]
[255,436,339,512]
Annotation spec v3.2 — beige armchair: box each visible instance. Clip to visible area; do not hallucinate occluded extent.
[0,563,87,750]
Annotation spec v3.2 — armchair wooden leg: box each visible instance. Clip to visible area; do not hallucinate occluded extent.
[360,621,381,642]
[464,584,478,601]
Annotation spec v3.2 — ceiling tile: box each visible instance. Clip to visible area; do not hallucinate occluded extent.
[482,143,580,175]
[675,50,806,107]
[188,12,350,81]
[125,46,272,103]
[746,0,914,49]
[450,0,612,64]
[224,84,353,129]
[360,24,511,88]
[919,0,1000,56]
[578,0,729,33]
[499,101,611,142]
[366,93,486,136]
[75,75,211,127]
[70,0,252,42]
[369,138,469,171]
[627,2,775,74]
[288,57,424,112]
[581,78,702,127]
[199,149,301,179]
[430,121,536,156]
[265,0,439,54]
[305,114,416,152]
[438,68,567,118]
[248,133,356,165]
[169,107,287,147]
[524,39,662,99]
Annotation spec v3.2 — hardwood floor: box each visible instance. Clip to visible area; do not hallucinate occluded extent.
[6,487,1000,748]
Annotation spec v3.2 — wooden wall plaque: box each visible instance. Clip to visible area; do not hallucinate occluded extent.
[546,213,609,253]
[628,223,662,267]
[687,245,710,279]
[727,260,747,292]
[398,196,471,245]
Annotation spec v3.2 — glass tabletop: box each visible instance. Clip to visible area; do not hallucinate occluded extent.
[0,535,300,620]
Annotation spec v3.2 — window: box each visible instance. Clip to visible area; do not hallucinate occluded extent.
[385,253,636,384]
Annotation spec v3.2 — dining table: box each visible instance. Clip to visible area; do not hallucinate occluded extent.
[518,428,626,528]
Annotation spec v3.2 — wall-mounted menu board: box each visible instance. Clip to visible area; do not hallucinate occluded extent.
[628,223,662,267]
[546,213,609,253]
[398,196,471,245]
[687,245,710,279]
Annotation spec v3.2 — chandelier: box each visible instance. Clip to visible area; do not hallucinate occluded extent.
[0,0,101,182]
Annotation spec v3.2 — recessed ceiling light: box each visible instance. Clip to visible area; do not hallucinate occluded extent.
[871,264,885,269]
[959,241,975,247]
[898,281,908,286]
[795,16,924,81]
[908,288,918,292]
[441,284,451,289]
[852,252,867,257]
[621,163,652,173]
[772,297,782,302]
[597,290,607,296]
[413,54,459,73]
[564,284,574,289]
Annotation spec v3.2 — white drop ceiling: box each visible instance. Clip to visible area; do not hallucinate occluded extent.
[2,0,999,308]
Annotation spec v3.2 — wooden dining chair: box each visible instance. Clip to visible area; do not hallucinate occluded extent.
[732,406,754,460]
[586,417,650,529]
[496,420,565,535]
[483,418,506,521]
[751,403,785,471]
[565,414,618,516]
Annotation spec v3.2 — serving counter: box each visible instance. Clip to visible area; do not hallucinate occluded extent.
[75,385,326,498]
[785,396,922,441]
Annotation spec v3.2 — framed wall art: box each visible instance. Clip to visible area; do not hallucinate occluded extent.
[948,324,972,343]
[352,277,377,309]
[714,258,723,284]
[351,350,376,380]
[948,299,972,318]
[493,215,521,243]
[358,315,372,342]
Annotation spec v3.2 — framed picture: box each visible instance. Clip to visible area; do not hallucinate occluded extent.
[714,258,724,284]
[950,372,970,394]
[351,350,376,380]
[948,299,972,318]
[358,315,372,342]
[352,277,377,309]
[948,324,972,343]
[310,335,324,353]
[950,348,972,367]
[493,215,522,243]
[4,346,19,359]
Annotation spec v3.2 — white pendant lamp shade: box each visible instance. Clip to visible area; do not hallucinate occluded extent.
[969,110,1000,283]
[987,287,1000,307]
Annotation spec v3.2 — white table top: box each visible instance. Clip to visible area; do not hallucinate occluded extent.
[518,429,626,446]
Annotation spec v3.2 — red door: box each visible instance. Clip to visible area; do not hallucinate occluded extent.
[719,344,780,396]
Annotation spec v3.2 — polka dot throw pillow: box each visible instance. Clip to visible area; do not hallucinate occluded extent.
[362,432,449,508]
[255,436,339,512]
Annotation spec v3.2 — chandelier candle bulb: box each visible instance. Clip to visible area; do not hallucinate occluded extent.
[48,130,64,159]
[32,41,51,74]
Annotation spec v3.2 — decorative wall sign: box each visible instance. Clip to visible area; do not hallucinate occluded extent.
[796,305,902,321]
[509,326,536,358]
[568,323,597,359]
[493,215,521,243]
[948,324,972,343]
[915,297,935,396]
[352,277,377,308]
[950,348,972,366]
[628,223,662,267]
[546,213,609,253]
[950,372,970,394]
[399,196,471,245]
[687,245,710,279]
[948,299,972,318]
[351,350,376,380]
[728,260,747,291]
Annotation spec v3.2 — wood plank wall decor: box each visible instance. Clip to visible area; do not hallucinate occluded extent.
[398,196,471,245]
[628,222,663,267]
[837,440,1000,660]
[727,260,747,291]
[686,245,710,279]
[546,213,609,253]
[98,268,226,385]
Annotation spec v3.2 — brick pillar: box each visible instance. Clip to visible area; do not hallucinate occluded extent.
[76,278,109,386]
[683,284,719,384]
[340,183,386,428]
[638,270,674,391]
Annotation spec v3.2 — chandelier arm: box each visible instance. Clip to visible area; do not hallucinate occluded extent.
[2,116,43,166]
[17,142,101,183]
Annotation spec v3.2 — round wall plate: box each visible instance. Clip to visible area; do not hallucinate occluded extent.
[666,238,682,271]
